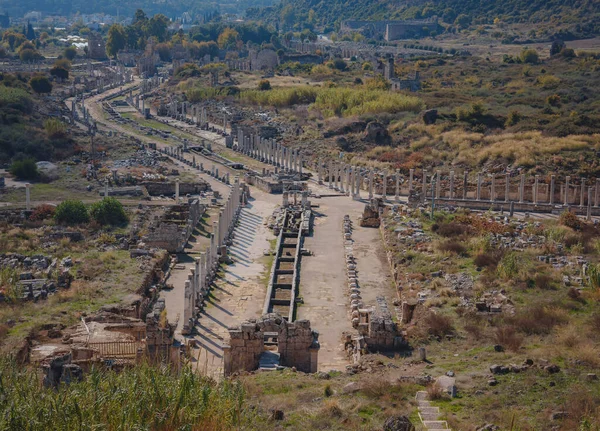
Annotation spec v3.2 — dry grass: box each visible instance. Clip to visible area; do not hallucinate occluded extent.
[494,325,524,352]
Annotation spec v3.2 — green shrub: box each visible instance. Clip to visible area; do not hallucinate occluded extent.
[9,158,38,180]
[505,110,522,127]
[0,360,247,430]
[29,75,52,94]
[257,79,271,91]
[520,48,539,64]
[90,197,128,226]
[54,200,89,225]
[44,118,67,138]
[64,46,77,60]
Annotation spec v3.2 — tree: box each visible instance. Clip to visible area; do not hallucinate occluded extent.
[54,200,89,225]
[520,48,539,64]
[106,24,126,58]
[29,75,52,94]
[9,158,38,180]
[50,66,69,80]
[550,40,565,56]
[155,43,171,62]
[217,27,239,49]
[26,21,35,41]
[454,14,471,29]
[133,9,148,26]
[144,14,169,42]
[90,197,128,226]
[64,46,77,60]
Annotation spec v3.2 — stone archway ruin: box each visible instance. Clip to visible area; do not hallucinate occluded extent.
[223,313,319,376]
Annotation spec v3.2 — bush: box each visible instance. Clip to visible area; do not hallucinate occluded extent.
[510,304,567,335]
[54,200,89,225]
[436,222,473,237]
[44,118,67,139]
[494,326,523,351]
[64,46,77,60]
[473,251,502,268]
[29,75,52,94]
[90,197,128,226]
[559,209,581,230]
[534,273,555,290]
[520,48,539,64]
[9,158,38,180]
[425,312,454,337]
[505,110,522,127]
[50,67,69,80]
[257,79,271,91]
[29,204,55,221]
[438,240,466,255]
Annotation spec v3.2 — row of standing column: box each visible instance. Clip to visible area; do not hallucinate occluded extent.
[235,130,302,175]
[183,177,243,334]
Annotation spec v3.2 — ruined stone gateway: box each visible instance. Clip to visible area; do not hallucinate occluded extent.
[223,313,319,376]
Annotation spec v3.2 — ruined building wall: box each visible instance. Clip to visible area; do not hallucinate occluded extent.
[223,314,319,376]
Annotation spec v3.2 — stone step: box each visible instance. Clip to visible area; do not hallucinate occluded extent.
[415,391,428,400]
[420,407,440,415]
[420,411,441,421]
[423,420,449,429]
[418,401,431,408]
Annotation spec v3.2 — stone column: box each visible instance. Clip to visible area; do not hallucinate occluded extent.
[435,170,441,199]
[368,170,374,199]
[317,161,322,184]
[550,175,556,205]
[200,252,207,295]
[491,175,496,202]
[422,170,427,198]
[580,178,586,207]
[565,176,570,205]
[355,169,361,200]
[534,175,539,204]
[519,174,525,203]
[340,165,346,194]
[298,153,303,175]
[395,170,400,202]
[463,171,468,200]
[328,162,333,189]
[409,169,414,193]
[505,173,510,202]
[382,172,387,200]
[587,186,593,221]
[25,184,31,210]
[104,178,109,198]
[175,179,180,203]
[476,173,482,201]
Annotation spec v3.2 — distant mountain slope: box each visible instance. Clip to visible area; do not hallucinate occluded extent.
[246,0,600,38]
[0,0,275,22]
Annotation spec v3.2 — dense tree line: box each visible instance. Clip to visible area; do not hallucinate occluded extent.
[247,0,600,38]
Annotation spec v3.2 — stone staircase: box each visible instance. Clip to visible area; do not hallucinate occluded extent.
[258,351,280,371]
[415,391,451,430]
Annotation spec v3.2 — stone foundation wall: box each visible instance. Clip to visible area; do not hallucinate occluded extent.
[223,314,319,375]
[142,181,210,197]
[144,201,205,252]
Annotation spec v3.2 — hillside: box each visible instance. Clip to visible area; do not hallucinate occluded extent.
[0,0,275,21]
[246,0,600,39]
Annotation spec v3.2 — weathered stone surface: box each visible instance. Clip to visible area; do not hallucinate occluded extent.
[363,121,390,144]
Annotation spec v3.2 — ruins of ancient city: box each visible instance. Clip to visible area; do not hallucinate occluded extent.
[0,3,600,430]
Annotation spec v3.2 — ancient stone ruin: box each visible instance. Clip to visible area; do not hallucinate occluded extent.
[223,313,319,376]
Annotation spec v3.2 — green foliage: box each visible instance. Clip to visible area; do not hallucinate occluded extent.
[50,66,68,80]
[29,75,52,94]
[497,252,519,279]
[241,86,424,117]
[19,48,42,62]
[106,24,126,58]
[328,58,347,71]
[217,27,239,49]
[520,48,540,65]
[9,158,38,180]
[43,118,67,139]
[257,79,271,91]
[547,94,561,107]
[64,46,77,60]
[0,360,248,430]
[54,200,89,225]
[505,109,522,127]
[588,264,600,289]
[0,86,32,113]
[90,197,128,226]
